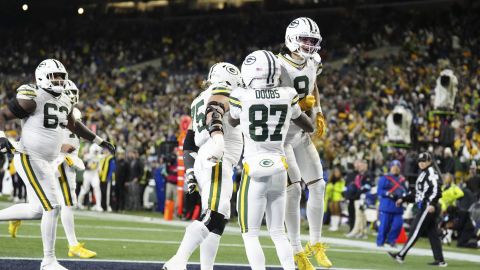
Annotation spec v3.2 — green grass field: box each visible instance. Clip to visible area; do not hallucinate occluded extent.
[0,208,479,270]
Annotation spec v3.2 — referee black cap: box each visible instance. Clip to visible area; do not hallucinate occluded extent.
[417,152,432,163]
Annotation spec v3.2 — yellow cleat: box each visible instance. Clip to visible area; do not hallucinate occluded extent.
[305,242,333,268]
[294,251,316,270]
[8,220,21,238]
[68,243,97,258]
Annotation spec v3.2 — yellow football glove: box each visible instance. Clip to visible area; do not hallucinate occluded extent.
[65,156,74,167]
[298,95,316,111]
[315,113,326,137]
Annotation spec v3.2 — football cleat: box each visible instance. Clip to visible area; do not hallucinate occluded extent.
[8,220,22,238]
[305,242,332,268]
[294,251,316,270]
[68,243,97,258]
[162,255,186,270]
[428,261,448,267]
[388,252,404,264]
[40,260,68,270]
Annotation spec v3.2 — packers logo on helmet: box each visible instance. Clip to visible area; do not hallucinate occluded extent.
[288,19,300,28]
[259,159,274,168]
[244,55,256,65]
[226,66,239,75]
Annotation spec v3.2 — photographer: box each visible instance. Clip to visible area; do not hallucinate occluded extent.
[444,206,479,249]
[376,160,407,247]
[389,152,446,267]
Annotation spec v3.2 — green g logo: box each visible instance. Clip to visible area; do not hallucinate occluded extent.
[259,159,274,167]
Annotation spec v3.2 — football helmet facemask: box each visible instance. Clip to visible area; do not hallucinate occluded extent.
[65,80,79,105]
[35,59,68,94]
[285,17,322,59]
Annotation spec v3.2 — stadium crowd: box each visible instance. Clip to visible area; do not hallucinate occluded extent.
[1,2,479,249]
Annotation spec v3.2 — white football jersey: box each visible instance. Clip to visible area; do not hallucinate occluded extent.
[191,83,243,165]
[16,84,72,161]
[277,53,322,142]
[229,87,301,160]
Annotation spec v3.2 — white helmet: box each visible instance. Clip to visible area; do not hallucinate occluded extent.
[64,80,79,105]
[241,50,280,89]
[285,17,322,59]
[207,62,243,87]
[35,59,68,94]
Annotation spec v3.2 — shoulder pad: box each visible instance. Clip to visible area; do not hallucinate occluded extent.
[311,53,323,75]
[16,84,38,99]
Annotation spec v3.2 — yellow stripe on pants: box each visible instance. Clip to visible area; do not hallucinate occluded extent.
[20,154,52,211]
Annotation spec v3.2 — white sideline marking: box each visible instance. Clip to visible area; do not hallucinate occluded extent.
[21,222,185,233]
[0,257,373,270]
[0,234,382,254]
[1,201,480,263]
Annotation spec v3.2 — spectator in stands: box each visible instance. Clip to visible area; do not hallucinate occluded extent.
[441,147,456,175]
[126,149,143,210]
[466,163,480,200]
[346,160,372,238]
[445,206,480,249]
[326,166,346,231]
[376,160,407,247]
[114,147,129,212]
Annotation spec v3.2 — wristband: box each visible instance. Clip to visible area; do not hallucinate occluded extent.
[93,136,104,145]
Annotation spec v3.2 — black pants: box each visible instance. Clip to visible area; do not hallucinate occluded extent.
[348,199,355,230]
[115,181,126,211]
[100,181,112,211]
[399,204,444,262]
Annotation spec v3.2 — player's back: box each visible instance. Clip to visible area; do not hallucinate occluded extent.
[16,84,72,161]
[230,86,300,160]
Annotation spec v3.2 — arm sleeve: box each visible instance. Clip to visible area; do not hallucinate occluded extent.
[377,176,388,197]
[427,168,441,205]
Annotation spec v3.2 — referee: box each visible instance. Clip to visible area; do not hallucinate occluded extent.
[388,152,447,267]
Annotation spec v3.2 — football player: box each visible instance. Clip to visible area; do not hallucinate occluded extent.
[277,17,331,269]
[77,143,104,212]
[163,62,244,270]
[0,59,114,270]
[228,50,314,270]
[7,80,97,259]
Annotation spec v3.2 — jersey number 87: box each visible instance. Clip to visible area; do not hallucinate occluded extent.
[249,104,287,142]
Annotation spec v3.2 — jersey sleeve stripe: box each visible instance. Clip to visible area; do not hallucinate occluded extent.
[17,90,37,97]
[291,95,300,105]
[229,97,242,108]
[211,87,231,92]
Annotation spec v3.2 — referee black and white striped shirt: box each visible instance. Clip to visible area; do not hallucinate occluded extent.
[403,166,442,208]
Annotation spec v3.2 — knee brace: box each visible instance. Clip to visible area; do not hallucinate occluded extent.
[199,210,228,236]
